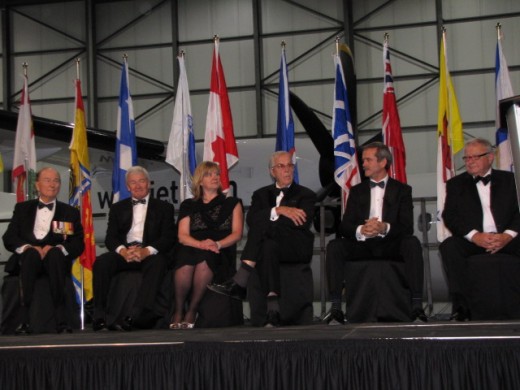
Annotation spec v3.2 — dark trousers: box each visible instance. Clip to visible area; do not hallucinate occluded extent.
[93,252,167,319]
[241,223,313,295]
[439,235,520,310]
[326,235,424,301]
[19,247,70,323]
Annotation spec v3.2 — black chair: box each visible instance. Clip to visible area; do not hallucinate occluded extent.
[343,259,412,323]
[247,262,313,326]
[1,274,79,334]
[466,253,520,320]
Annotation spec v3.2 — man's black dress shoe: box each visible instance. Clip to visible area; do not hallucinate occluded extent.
[92,318,107,332]
[15,323,32,335]
[411,308,428,323]
[264,310,281,328]
[56,323,73,334]
[207,279,247,300]
[450,309,470,322]
[109,316,133,331]
[324,308,346,325]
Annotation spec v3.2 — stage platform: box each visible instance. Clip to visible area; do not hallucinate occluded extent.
[1,320,520,390]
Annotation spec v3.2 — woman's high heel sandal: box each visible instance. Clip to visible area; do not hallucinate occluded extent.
[169,322,182,330]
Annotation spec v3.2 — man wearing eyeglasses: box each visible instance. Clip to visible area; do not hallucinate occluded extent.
[3,167,84,334]
[208,151,316,327]
[440,138,520,321]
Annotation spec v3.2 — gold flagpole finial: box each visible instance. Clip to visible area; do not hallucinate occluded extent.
[123,53,128,63]
[22,62,28,77]
[213,35,219,43]
[281,40,286,49]
[180,50,185,58]
[335,36,340,55]
[384,32,389,44]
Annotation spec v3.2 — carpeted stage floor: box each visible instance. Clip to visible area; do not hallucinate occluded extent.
[1,320,520,390]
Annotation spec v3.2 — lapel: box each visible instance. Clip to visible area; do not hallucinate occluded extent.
[26,200,39,239]
[488,169,501,216]
[382,178,397,220]
[357,181,372,219]
[465,172,483,208]
[142,198,155,241]
[268,184,280,207]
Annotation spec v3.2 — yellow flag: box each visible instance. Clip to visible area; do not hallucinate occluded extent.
[437,31,464,242]
[69,78,96,301]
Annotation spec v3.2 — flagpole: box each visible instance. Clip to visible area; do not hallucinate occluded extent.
[441,26,455,177]
[75,57,86,331]
[22,63,29,201]
[496,22,501,40]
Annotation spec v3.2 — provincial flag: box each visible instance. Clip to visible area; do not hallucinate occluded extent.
[333,49,361,215]
[12,74,37,202]
[69,78,95,301]
[113,59,137,203]
[436,31,464,242]
[166,54,197,201]
[382,39,407,183]
[275,44,299,183]
[495,27,514,171]
[203,38,239,193]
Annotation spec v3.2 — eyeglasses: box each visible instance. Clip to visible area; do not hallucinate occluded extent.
[462,152,490,162]
[272,163,295,170]
[39,178,61,184]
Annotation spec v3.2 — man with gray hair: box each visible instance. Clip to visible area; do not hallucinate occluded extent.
[209,151,316,327]
[92,165,175,331]
[440,138,520,321]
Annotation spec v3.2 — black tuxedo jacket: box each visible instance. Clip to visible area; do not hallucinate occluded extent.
[339,177,414,241]
[242,182,317,263]
[104,197,176,254]
[246,183,316,234]
[443,169,520,237]
[2,199,85,274]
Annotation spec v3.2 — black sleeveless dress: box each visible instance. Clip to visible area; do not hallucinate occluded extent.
[174,194,241,275]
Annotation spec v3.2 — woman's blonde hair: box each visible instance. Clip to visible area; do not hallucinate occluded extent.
[191,161,222,200]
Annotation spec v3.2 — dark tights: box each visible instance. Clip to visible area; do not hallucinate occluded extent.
[172,262,213,324]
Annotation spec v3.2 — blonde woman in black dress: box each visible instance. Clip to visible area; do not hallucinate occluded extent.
[170,161,243,329]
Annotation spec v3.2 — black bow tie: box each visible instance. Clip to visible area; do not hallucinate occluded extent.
[474,175,491,185]
[38,202,54,210]
[370,181,385,189]
[132,199,146,206]
[276,187,289,196]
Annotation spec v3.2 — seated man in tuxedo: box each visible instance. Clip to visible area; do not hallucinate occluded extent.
[92,165,175,331]
[209,151,317,327]
[440,138,520,321]
[2,167,85,334]
[325,142,426,324]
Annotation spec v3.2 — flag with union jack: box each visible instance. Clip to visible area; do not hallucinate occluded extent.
[332,48,361,215]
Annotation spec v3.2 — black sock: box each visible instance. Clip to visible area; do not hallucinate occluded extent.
[267,295,280,312]
[232,262,253,287]
[412,297,423,311]
[330,293,342,312]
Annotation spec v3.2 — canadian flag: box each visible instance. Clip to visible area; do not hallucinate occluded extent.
[203,38,239,193]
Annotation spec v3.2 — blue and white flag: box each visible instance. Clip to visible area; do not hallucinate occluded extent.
[495,29,514,171]
[332,52,360,215]
[275,45,298,183]
[113,59,137,203]
[166,54,197,201]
